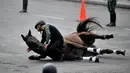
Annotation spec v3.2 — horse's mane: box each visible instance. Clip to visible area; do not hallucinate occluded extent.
[77,17,104,32]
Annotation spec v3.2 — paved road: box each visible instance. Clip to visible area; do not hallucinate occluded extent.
[0,0,130,73]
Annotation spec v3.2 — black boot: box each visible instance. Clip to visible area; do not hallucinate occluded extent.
[107,12,116,27]
[19,9,27,13]
[28,55,40,60]
[106,23,112,26]
[20,0,28,13]
[107,23,116,27]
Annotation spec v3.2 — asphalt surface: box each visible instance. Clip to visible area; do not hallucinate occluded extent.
[0,0,130,73]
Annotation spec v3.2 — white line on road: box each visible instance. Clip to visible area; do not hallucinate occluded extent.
[124,28,130,31]
[31,14,64,20]
[3,7,130,32]
[2,7,65,20]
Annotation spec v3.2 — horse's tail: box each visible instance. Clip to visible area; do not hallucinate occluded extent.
[76,17,104,32]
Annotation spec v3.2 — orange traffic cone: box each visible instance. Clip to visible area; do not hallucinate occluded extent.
[79,0,87,21]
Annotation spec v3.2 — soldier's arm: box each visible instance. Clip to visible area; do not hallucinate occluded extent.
[41,32,46,44]
[44,25,51,44]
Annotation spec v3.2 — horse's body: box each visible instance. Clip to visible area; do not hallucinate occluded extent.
[21,18,126,62]
[21,30,98,60]
[60,32,98,58]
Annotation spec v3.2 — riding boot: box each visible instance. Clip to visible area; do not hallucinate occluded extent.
[110,12,116,26]
[107,12,116,27]
[106,12,113,26]
[28,55,41,60]
[20,0,28,13]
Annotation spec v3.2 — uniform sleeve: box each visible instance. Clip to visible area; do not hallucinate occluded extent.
[43,25,51,44]
[41,37,46,44]
[41,31,46,44]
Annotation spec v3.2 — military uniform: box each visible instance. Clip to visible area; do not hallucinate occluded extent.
[106,0,117,27]
[40,24,64,61]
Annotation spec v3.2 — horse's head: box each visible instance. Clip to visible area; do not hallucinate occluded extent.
[21,30,32,41]
[21,30,45,55]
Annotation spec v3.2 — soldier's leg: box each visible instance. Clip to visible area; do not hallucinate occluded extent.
[23,0,28,11]
[20,0,28,13]
[108,9,116,27]
[46,40,64,61]
[110,9,116,25]
[106,0,112,25]
[107,0,117,27]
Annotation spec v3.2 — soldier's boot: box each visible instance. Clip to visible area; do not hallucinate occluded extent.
[20,0,28,13]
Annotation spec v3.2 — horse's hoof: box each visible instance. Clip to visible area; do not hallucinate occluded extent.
[116,50,126,56]
[28,55,40,60]
[105,34,114,39]
[92,56,99,63]
[122,50,126,56]
[110,34,114,38]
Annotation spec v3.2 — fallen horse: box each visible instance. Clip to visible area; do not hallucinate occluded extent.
[21,18,126,62]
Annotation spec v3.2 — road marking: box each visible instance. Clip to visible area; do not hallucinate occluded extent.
[1,44,6,47]
[124,28,130,31]
[2,7,65,20]
[31,14,64,20]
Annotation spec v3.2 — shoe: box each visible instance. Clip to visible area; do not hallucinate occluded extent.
[19,10,27,13]
[28,55,40,60]
[106,23,112,26]
[106,23,116,27]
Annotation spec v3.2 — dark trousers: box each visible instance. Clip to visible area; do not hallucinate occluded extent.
[107,0,116,24]
[109,11,116,24]
[46,39,64,61]
[22,0,28,10]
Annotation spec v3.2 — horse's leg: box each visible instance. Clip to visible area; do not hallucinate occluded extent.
[86,47,102,54]
[82,56,99,63]
[94,34,114,40]
[63,53,100,62]
[100,49,126,56]
[86,47,126,56]
[80,32,114,40]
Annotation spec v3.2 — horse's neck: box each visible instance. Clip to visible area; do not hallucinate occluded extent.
[28,37,39,42]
